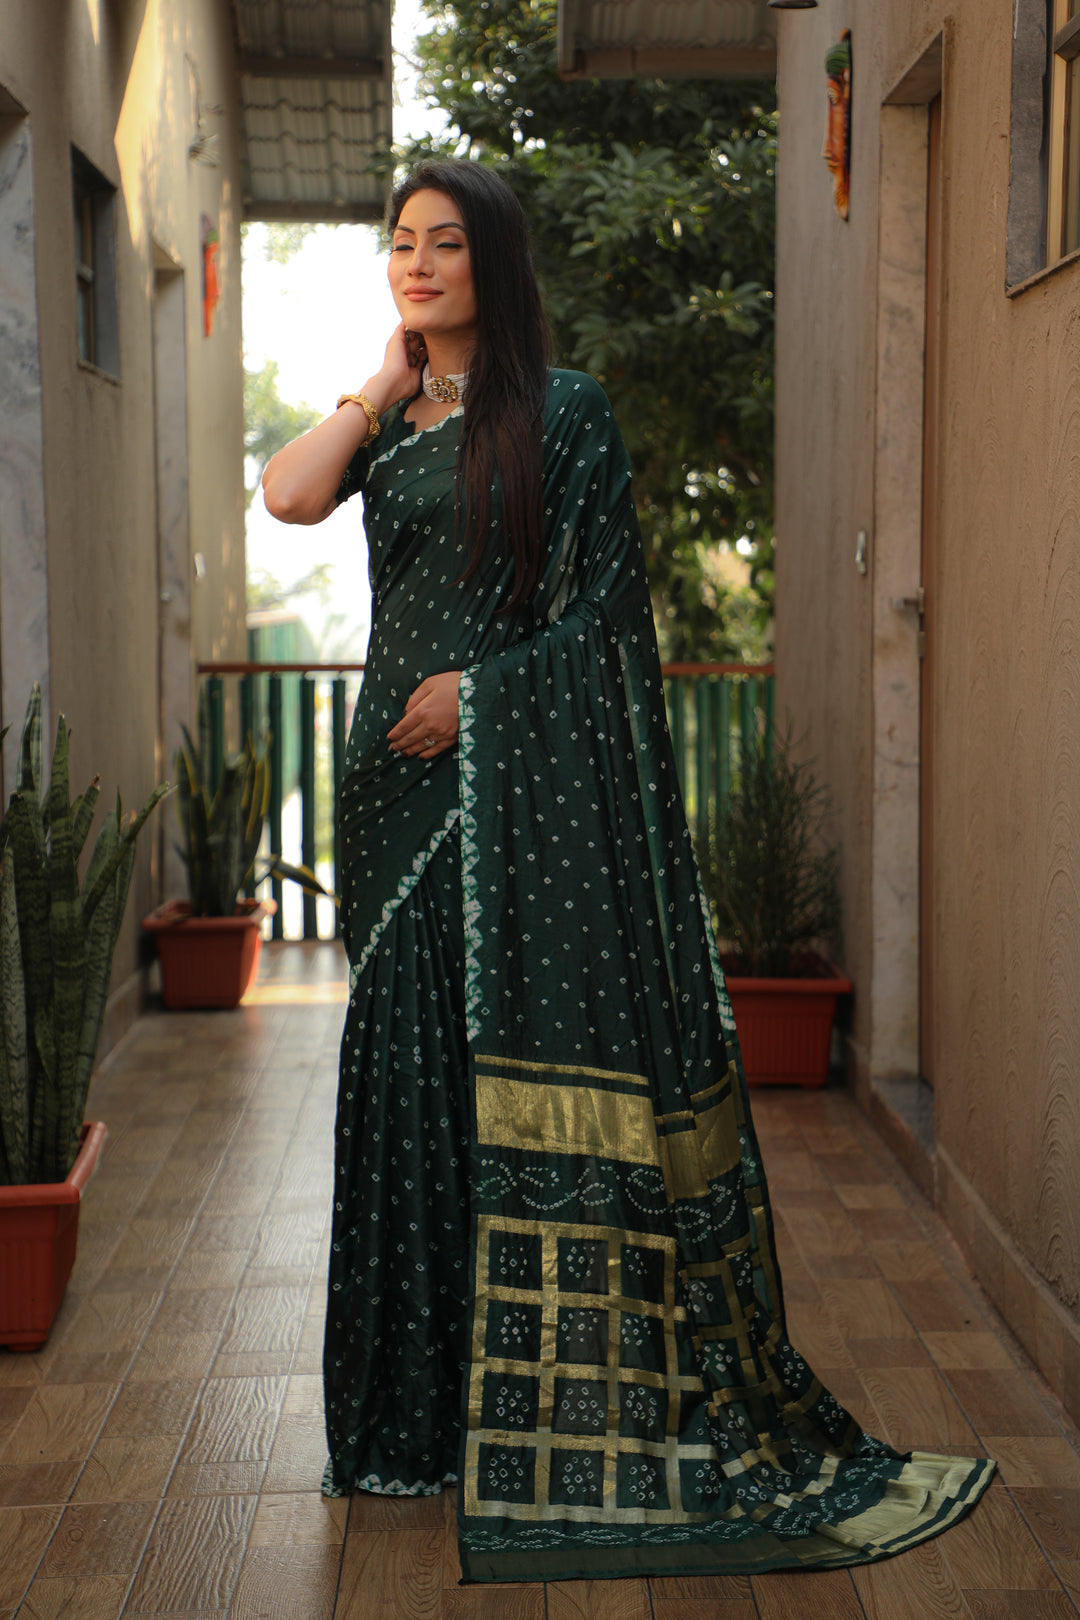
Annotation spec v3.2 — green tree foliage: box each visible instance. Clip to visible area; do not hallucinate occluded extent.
[243,360,320,511]
[404,0,776,659]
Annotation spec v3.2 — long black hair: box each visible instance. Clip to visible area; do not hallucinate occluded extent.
[389,160,552,615]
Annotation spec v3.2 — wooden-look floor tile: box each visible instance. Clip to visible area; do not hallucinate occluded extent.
[128,1330,221,1382]
[816,1369,886,1436]
[1,1382,118,1462]
[230,1543,343,1618]
[248,1490,348,1546]
[961,1594,1076,1618]
[1012,1488,1080,1560]
[0,1385,33,1437]
[834,1182,908,1210]
[71,1435,181,1502]
[547,1578,653,1618]
[1055,1562,1080,1607]
[852,1537,968,1618]
[0,1462,81,1505]
[171,1376,285,1483]
[986,1436,1080,1487]
[870,1242,953,1285]
[107,1216,196,1274]
[102,1378,201,1438]
[817,1279,916,1342]
[169,1247,252,1292]
[212,1285,307,1376]
[760,1152,830,1194]
[847,1207,922,1244]
[336,1528,443,1617]
[124,1492,257,1612]
[262,1413,329,1492]
[348,1491,447,1533]
[921,1333,1017,1370]
[938,1485,1058,1590]
[41,1500,157,1577]
[649,1574,752,1600]
[444,1583,547,1618]
[0,1505,63,1607]
[283,1372,323,1416]
[858,1367,978,1450]
[785,1310,855,1372]
[15,1573,129,1619]
[648,1600,756,1620]
[888,1283,982,1335]
[847,1337,933,1368]
[151,1290,236,1337]
[752,1567,864,1618]
[944,1370,1059,1438]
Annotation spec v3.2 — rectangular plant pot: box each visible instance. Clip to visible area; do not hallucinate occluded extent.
[0,1120,107,1352]
[722,954,853,1089]
[143,899,275,1009]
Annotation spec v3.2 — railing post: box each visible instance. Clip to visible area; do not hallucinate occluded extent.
[300,675,317,940]
[207,675,225,796]
[268,673,284,939]
[737,678,754,765]
[240,674,255,899]
[332,677,346,940]
[694,677,710,849]
[668,677,686,794]
[715,678,732,816]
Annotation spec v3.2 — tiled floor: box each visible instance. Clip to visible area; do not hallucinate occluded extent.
[2,942,1079,1617]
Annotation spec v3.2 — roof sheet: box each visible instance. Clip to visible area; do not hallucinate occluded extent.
[557,0,777,77]
[230,0,393,222]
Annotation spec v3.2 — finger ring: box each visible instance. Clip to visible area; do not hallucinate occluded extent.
[425,735,436,747]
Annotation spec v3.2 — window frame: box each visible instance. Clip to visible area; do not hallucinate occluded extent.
[70,147,119,377]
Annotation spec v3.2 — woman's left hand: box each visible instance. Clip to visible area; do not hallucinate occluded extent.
[388,671,462,758]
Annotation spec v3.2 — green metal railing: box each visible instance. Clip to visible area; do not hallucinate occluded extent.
[196,659,774,941]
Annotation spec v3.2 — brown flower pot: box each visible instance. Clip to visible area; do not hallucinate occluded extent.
[142,898,277,1010]
[0,1120,108,1352]
[721,952,853,1089]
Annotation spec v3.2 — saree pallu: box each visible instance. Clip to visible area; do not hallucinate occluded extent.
[326,370,994,1580]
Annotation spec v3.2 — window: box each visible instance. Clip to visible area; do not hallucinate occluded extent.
[71,147,119,375]
[1048,0,1080,259]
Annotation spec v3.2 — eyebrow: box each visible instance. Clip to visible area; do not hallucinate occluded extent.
[392,221,467,235]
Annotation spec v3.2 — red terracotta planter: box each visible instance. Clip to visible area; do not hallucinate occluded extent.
[0,1120,108,1352]
[722,953,853,1089]
[143,899,277,1010]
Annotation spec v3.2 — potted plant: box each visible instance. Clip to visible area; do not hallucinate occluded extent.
[0,686,168,1349]
[143,689,334,1009]
[697,726,852,1088]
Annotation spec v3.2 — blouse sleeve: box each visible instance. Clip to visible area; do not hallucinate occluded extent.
[335,442,370,506]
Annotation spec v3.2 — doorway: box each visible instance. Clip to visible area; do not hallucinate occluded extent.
[151,248,193,903]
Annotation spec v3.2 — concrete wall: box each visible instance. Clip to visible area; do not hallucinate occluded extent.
[0,0,246,1016]
[775,0,1080,1420]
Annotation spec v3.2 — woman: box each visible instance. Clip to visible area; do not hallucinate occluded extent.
[263,159,992,1584]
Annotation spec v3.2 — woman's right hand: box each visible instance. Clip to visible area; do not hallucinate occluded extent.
[374,323,426,404]
[262,321,424,526]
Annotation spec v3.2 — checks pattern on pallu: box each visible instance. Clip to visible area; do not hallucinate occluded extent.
[326,369,994,1581]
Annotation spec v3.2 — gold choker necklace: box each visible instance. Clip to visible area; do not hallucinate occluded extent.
[422,365,469,404]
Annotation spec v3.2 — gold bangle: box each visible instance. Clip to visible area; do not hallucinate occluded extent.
[336,391,380,444]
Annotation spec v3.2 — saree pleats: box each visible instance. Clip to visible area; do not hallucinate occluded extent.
[323,826,470,1496]
[328,370,994,1577]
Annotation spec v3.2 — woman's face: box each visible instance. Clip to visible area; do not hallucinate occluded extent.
[389,188,477,353]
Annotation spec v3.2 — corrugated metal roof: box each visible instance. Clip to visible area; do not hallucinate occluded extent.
[557,0,776,78]
[230,0,393,223]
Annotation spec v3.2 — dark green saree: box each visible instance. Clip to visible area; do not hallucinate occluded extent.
[324,371,993,1581]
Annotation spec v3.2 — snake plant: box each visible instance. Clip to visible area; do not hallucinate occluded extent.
[173,686,335,915]
[0,686,168,1185]
[174,687,272,917]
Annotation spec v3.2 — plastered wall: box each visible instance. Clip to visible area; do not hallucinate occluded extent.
[776,0,1080,1399]
[0,0,246,1000]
